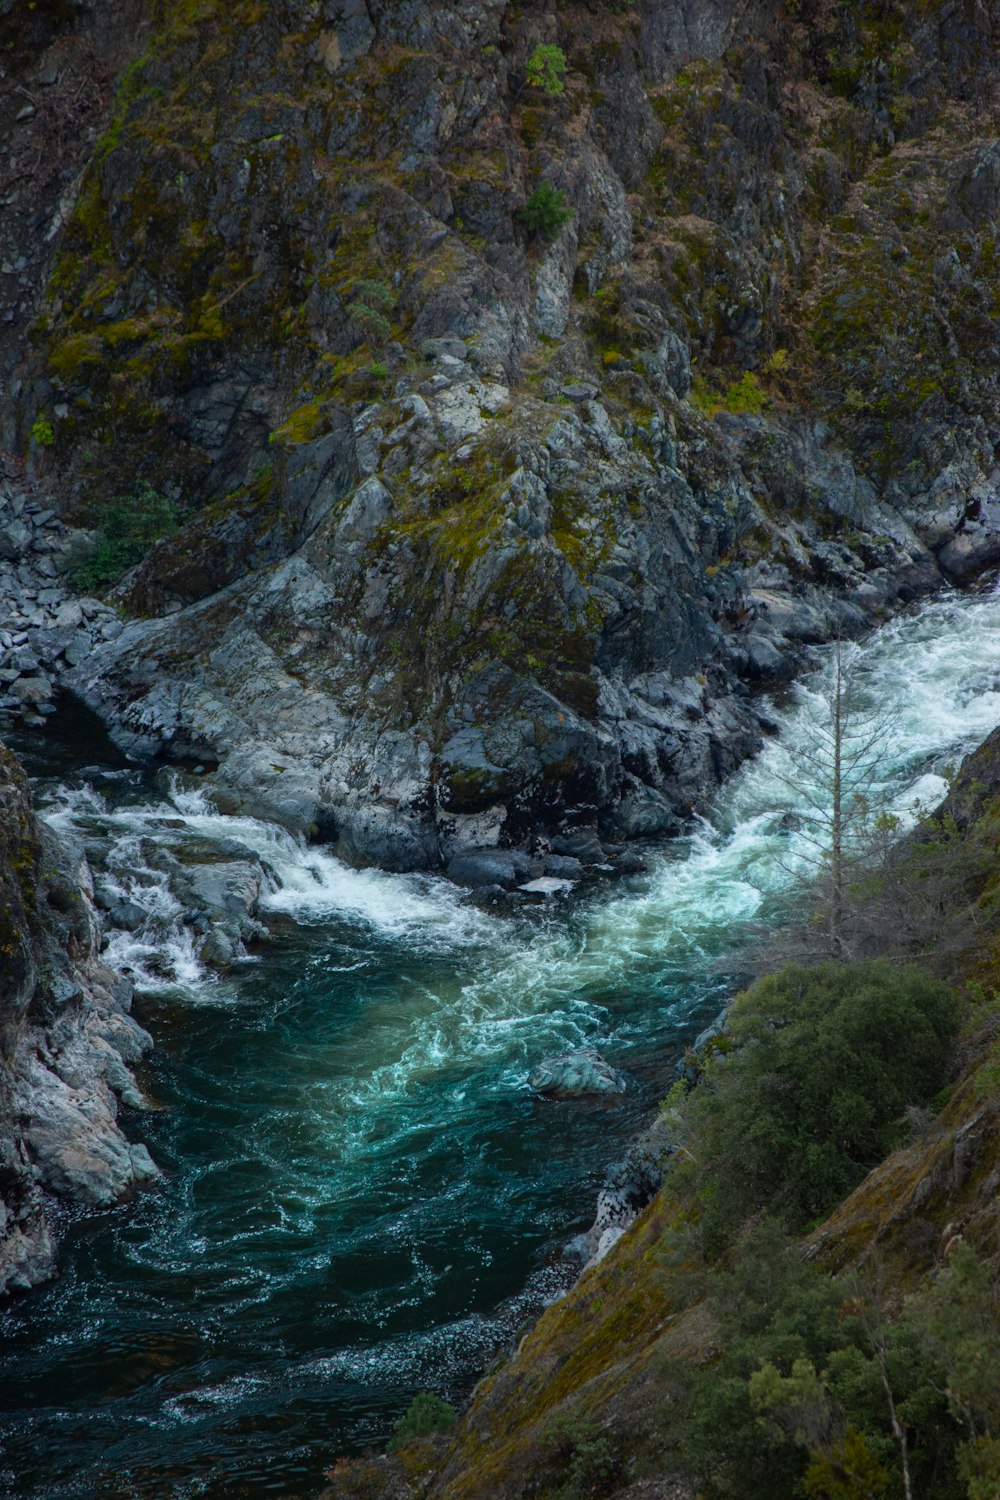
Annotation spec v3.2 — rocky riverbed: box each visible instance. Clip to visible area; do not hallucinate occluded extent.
[0,455,123,731]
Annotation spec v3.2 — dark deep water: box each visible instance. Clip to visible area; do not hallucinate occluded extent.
[4,585,1000,1498]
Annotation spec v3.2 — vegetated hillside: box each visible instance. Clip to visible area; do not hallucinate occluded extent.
[0,741,157,1295]
[4,0,1000,868]
[327,727,1000,1500]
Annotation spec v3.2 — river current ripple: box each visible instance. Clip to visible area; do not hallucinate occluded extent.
[3,582,1000,1498]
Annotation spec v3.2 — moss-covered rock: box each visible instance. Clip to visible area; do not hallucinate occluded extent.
[8,0,1000,865]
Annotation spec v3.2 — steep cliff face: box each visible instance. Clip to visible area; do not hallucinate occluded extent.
[0,742,157,1296]
[0,0,149,425]
[5,0,1000,867]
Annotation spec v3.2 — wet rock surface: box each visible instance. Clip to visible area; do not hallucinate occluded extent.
[0,740,156,1295]
[568,1111,676,1269]
[88,818,276,975]
[528,1047,629,1099]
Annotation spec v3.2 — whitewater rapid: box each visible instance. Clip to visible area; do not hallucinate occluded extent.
[4,579,1000,1500]
[38,579,1000,1081]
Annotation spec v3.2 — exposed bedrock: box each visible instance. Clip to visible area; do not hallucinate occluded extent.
[3,0,1000,868]
[0,742,157,1296]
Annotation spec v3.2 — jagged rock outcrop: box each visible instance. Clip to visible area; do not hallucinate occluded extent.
[0,453,127,730]
[2,0,1000,868]
[0,741,156,1296]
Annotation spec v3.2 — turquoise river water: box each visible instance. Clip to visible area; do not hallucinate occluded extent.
[3,582,1000,1498]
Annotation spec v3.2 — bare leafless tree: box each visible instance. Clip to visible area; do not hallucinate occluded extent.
[767,642,897,961]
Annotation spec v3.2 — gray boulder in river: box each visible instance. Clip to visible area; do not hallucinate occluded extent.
[529,1048,628,1099]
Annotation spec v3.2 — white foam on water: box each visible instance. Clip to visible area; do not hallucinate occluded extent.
[10,580,1000,1500]
[38,778,501,998]
[36,583,1000,1125]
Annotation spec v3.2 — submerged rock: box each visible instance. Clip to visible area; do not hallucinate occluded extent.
[528,1048,628,1099]
[446,848,535,890]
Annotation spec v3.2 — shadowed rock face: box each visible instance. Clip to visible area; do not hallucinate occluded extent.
[0,0,151,424]
[3,0,1000,867]
[0,743,156,1296]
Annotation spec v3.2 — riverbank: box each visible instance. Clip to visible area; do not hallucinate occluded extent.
[0,741,157,1297]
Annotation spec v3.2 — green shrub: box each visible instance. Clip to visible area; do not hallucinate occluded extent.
[690,370,768,417]
[915,1243,1000,1462]
[347,278,396,347]
[722,370,767,414]
[689,960,958,1235]
[526,43,567,95]
[540,1412,625,1497]
[387,1391,457,1452]
[69,483,178,592]
[665,1220,965,1500]
[30,414,55,448]
[518,180,572,240]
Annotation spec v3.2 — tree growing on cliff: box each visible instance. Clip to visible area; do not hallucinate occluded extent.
[525,44,567,95]
[518,180,572,240]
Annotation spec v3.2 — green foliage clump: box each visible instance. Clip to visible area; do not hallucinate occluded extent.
[915,1243,1000,1473]
[687,960,958,1235]
[69,483,179,593]
[665,1220,969,1500]
[347,278,396,346]
[690,370,768,417]
[30,415,55,448]
[539,1412,624,1498]
[387,1392,457,1452]
[526,44,567,95]
[518,180,572,240]
[721,370,768,414]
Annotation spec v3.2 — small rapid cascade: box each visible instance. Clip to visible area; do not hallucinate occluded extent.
[41,777,502,995]
[4,581,1000,1499]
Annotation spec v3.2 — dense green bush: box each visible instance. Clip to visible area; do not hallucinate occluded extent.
[69,483,178,592]
[518,180,572,240]
[664,1220,967,1500]
[526,43,567,95]
[688,960,958,1234]
[539,1412,625,1497]
[387,1391,457,1452]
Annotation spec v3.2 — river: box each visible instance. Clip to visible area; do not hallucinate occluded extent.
[3,581,1000,1498]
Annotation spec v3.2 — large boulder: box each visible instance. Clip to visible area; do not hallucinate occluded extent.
[446,847,536,890]
[528,1048,628,1099]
